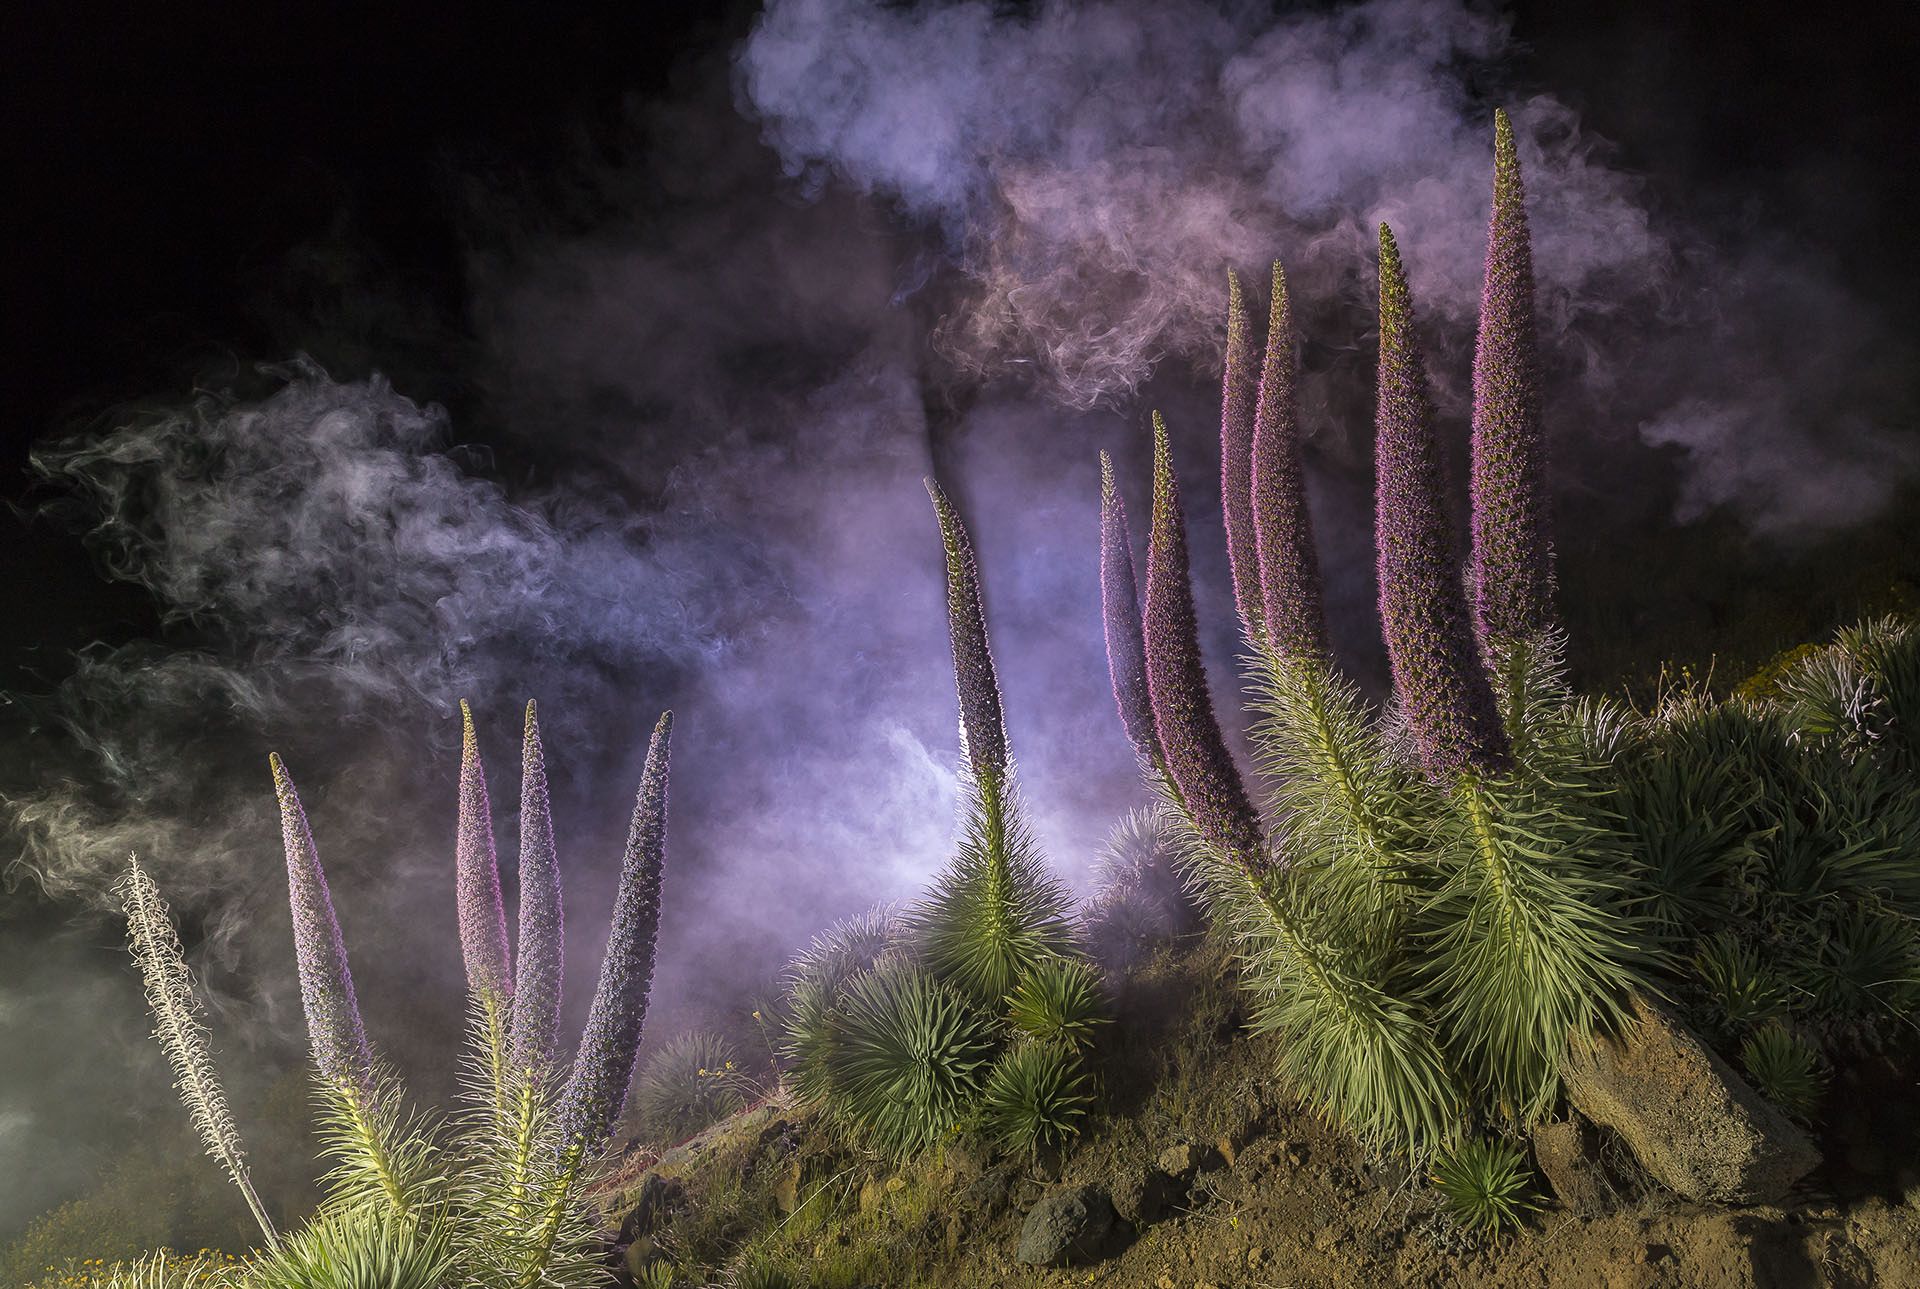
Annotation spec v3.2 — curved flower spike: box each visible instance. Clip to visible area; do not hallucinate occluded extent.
[1099,452,1158,765]
[1143,413,1265,864]
[270,753,372,1092]
[558,711,672,1151]
[1220,269,1263,643]
[456,700,512,1005]
[1374,226,1510,778]
[509,699,563,1074]
[926,479,1010,781]
[1251,260,1330,663]
[1470,108,1556,646]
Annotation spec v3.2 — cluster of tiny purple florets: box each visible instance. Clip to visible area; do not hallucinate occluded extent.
[558,710,672,1150]
[456,700,513,1006]
[1219,270,1264,643]
[1374,225,1511,779]
[927,479,1010,782]
[1470,109,1555,647]
[1249,261,1330,664]
[270,753,372,1092]
[1099,452,1159,766]
[509,699,563,1075]
[1142,414,1266,864]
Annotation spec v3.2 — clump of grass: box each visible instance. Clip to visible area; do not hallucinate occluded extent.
[979,1041,1094,1155]
[29,1251,244,1289]
[729,1257,803,1289]
[634,1032,753,1146]
[1692,933,1789,1036]
[820,963,997,1157]
[1431,1137,1537,1237]
[633,1262,678,1289]
[244,1210,452,1289]
[1007,957,1106,1049]
[1740,1023,1827,1121]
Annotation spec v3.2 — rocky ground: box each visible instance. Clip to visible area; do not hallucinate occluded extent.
[600,940,1920,1288]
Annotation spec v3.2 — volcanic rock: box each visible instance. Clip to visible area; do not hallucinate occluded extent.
[1015,1183,1117,1266]
[1561,995,1819,1203]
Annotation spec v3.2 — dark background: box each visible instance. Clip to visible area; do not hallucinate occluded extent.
[5,0,1918,691]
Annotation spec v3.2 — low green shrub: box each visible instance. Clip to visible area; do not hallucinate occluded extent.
[1432,1138,1537,1236]
[979,1040,1094,1155]
[634,1032,753,1146]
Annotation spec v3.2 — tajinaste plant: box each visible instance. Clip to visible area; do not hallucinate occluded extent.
[509,699,564,1078]
[1099,451,1159,767]
[1469,109,1554,651]
[270,752,373,1093]
[1374,224,1510,779]
[1219,269,1264,643]
[926,479,1008,781]
[456,700,513,1008]
[1142,412,1264,866]
[557,710,673,1152]
[1134,410,1460,1152]
[1250,260,1330,664]
[118,854,278,1245]
[915,479,1074,1003]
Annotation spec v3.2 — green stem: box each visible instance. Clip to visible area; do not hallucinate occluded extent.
[519,1140,585,1288]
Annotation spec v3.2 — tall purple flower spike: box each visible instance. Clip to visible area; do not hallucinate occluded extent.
[926,479,1009,781]
[456,700,512,1004]
[1100,452,1159,766]
[509,700,563,1075]
[557,711,672,1151]
[1470,109,1555,645]
[270,753,372,1091]
[1142,413,1265,864]
[1374,225,1511,778]
[1250,261,1330,663]
[1219,269,1263,643]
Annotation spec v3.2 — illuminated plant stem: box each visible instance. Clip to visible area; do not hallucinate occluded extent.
[118,854,278,1246]
[522,1140,586,1289]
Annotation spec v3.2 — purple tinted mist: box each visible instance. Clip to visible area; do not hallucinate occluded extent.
[1374,225,1510,778]
[1250,261,1330,663]
[456,700,512,1004]
[1219,270,1263,643]
[926,479,1010,780]
[269,753,372,1091]
[1099,452,1158,765]
[1470,109,1555,645]
[557,710,671,1151]
[1141,413,1264,864]
[509,700,563,1074]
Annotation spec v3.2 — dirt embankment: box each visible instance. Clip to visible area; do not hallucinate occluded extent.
[607,942,1920,1288]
